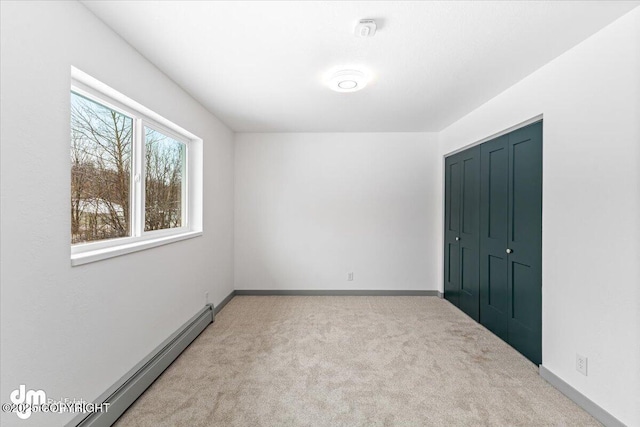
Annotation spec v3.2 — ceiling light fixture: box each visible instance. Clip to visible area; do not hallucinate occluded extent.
[327,70,368,93]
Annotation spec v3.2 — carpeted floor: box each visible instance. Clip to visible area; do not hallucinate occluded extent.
[114,296,600,426]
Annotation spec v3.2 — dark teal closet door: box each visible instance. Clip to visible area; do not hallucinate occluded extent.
[458,146,480,321]
[444,154,462,307]
[480,135,510,341]
[479,122,542,365]
[506,122,542,365]
[454,121,542,365]
[444,147,480,320]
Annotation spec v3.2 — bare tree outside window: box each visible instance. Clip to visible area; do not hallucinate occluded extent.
[70,92,132,244]
[144,128,185,231]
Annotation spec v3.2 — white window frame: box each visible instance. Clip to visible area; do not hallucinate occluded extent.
[70,67,203,266]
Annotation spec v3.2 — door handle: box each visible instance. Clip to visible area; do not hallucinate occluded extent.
[506,248,513,254]
[455,237,460,241]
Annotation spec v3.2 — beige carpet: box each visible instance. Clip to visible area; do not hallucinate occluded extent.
[114,296,600,426]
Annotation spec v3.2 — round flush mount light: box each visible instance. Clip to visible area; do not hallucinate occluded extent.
[327,70,368,93]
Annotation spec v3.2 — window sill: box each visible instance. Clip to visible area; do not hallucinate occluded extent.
[71,231,203,266]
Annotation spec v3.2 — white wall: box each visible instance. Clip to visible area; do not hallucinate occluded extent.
[235,133,439,291]
[0,2,234,426]
[437,8,640,426]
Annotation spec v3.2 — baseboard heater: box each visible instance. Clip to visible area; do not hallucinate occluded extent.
[67,304,214,427]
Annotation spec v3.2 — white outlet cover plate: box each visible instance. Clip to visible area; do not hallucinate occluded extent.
[576,354,588,376]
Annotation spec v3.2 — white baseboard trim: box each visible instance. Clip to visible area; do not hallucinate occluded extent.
[67,304,214,427]
[539,365,625,427]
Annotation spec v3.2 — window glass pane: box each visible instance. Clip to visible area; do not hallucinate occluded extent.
[70,92,132,244]
[144,128,185,231]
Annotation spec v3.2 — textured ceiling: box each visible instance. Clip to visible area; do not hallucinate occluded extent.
[83,1,639,132]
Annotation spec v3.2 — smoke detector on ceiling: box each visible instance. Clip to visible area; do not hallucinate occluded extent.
[355,19,376,37]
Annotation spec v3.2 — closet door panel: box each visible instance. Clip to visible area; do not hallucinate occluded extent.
[507,122,543,365]
[458,147,480,321]
[444,156,462,307]
[488,255,508,314]
[480,135,509,341]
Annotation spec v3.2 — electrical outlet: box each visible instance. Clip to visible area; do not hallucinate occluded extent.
[347,272,354,281]
[576,354,588,376]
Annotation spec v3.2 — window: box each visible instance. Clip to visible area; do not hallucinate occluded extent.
[144,127,186,232]
[71,93,133,244]
[70,68,202,266]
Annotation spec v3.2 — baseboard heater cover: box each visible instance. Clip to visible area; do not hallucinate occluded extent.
[67,304,214,427]
[539,365,625,427]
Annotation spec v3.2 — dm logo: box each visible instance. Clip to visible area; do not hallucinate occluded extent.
[10,385,46,420]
